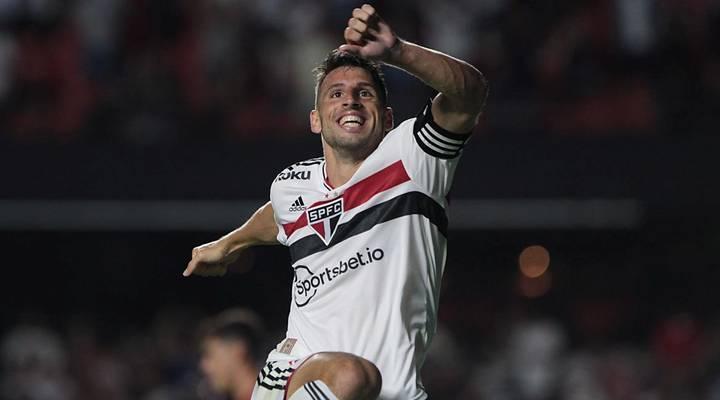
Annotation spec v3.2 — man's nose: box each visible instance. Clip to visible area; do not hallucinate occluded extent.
[343,95,363,109]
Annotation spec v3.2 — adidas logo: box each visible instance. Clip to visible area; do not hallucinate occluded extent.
[289,196,306,212]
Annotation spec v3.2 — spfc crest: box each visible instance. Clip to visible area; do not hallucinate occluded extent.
[306,197,343,245]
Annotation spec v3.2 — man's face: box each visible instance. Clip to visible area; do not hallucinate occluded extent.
[310,66,393,161]
[200,337,240,393]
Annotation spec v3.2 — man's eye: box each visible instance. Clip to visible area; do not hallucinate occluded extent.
[360,90,373,97]
[330,91,342,98]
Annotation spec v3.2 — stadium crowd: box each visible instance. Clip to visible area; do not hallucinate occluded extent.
[0,0,718,143]
[3,307,720,399]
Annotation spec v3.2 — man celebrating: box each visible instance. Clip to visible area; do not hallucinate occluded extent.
[184,4,487,399]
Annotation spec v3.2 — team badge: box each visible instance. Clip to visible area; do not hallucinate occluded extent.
[306,197,343,245]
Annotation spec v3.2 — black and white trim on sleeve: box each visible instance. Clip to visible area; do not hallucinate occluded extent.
[412,100,471,159]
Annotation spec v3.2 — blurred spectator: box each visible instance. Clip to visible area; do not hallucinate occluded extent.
[422,324,470,399]
[462,318,567,400]
[2,4,94,140]
[1,324,75,400]
[197,308,265,400]
[651,313,705,399]
[536,0,658,135]
[66,316,129,400]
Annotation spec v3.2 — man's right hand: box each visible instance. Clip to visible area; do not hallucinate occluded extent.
[183,240,238,277]
[338,4,399,62]
[183,201,279,277]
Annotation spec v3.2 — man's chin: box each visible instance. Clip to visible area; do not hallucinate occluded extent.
[335,125,370,137]
[324,130,381,154]
[335,137,372,151]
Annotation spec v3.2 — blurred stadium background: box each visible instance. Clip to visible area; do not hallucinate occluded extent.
[1,0,719,398]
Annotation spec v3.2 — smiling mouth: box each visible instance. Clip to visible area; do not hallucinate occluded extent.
[338,115,366,128]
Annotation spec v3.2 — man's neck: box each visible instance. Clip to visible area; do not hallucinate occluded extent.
[324,150,364,188]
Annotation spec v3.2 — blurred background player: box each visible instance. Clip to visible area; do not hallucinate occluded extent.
[199,309,265,400]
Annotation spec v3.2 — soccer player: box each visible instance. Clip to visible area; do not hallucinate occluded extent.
[199,309,265,400]
[184,4,487,399]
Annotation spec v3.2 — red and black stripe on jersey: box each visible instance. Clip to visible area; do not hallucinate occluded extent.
[288,192,447,263]
[282,160,448,263]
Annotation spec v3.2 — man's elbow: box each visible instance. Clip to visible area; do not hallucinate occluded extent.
[464,70,489,115]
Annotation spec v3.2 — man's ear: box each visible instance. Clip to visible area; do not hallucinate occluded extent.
[384,107,394,132]
[310,110,322,134]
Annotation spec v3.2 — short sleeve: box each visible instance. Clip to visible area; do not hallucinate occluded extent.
[270,182,289,246]
[412,100,471,159]
[398,100,473,202]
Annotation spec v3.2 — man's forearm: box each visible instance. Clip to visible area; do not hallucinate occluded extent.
[219,201,279,255]
[386,40,488,114]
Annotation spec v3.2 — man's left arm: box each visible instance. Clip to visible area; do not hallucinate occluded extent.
[339,4,488,134]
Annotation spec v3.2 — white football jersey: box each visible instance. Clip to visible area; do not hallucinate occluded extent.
[266,103,470,399]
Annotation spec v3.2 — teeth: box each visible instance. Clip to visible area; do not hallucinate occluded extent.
[340,115,364,126]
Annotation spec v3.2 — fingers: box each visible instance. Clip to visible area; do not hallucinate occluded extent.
[344,26,364,45]
[348,17,367,33]
[345,4,384,48]
[352,4,377,23]
[184,243,230,277]
[343,27,367,46]
[361,4,376,14]
[183,259,227,277]
[183,257,198,276]
[183,247,202,276]
[338,43,362,54]
[345,17,378,45]
[350,4,380,33]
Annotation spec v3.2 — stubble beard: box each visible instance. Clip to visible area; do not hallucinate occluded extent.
[322,129,381,163]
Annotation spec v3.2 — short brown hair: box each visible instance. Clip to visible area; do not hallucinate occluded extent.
[313,49,388,106]
[200,308,264,360]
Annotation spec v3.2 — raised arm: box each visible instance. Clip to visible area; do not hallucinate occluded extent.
[339,4,488,134]
[183,201,279,277]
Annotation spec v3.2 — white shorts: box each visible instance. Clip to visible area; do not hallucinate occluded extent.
[251,356,310,400]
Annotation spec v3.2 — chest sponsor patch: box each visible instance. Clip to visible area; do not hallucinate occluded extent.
[306,197,343,245]
[293,247,385,307]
